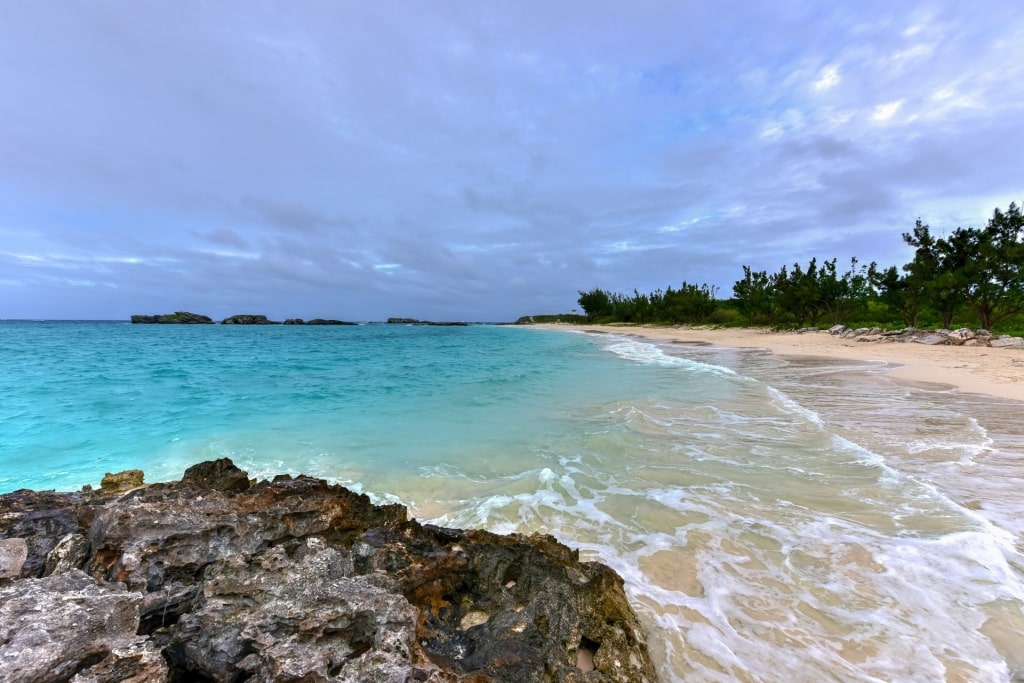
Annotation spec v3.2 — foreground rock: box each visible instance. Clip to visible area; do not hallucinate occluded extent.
[0,459,657,682]
[130,312,214,324]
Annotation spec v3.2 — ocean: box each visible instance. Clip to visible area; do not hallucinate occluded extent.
[2,320,1023,682]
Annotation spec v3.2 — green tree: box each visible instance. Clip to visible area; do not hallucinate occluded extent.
[902,220,963,328]
[733,266,776,324]
[774,259,824,326]
[577,288,613,322]
[945,203,1024,330]
[869,263,925,327]
[663,282,719,323]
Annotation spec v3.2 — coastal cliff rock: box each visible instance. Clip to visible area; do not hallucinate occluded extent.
[0,459,658,683]
[130,312,213,324]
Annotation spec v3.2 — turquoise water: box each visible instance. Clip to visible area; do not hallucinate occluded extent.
[1,322,645,490]
[4,320,1024,682]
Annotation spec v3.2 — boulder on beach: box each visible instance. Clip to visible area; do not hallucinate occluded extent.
[0,459,659,683]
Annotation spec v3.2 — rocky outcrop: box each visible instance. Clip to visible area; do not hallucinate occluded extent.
[0,571,168,682]
[130,312,214,324]
[307,318,358,325]
[221,314,280,325]
[826,325,1021,348]
[0,459,658,683]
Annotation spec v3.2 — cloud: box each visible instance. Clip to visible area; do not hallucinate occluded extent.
[872,100,904,121]
[813,64,842,91]
[0,1,1022,320]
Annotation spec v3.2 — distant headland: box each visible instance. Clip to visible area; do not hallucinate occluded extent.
[130,311,468,325]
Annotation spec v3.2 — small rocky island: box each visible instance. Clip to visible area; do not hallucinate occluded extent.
[387,318,469,326]
[0,460,658,682]
[130,311,214,324]
[131,313,357,325]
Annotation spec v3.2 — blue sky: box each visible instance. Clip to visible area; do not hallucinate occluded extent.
[1,2,1022,321]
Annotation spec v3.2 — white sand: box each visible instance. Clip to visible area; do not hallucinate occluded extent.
[532,324,1024,402]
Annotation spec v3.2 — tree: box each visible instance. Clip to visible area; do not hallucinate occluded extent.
[818,257,871,325]
[774,259,824,326]
[869,263,925,327]
[902,220,963,328]
[577,288,613,322]
[733,266,776,324]
[663,282,719,323]
[947,203,1024,329]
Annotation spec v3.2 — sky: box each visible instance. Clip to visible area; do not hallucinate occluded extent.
[1,2,1022,322]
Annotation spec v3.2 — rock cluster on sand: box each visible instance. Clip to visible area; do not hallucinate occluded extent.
[0,459,657,683]
[826,324,1022,347]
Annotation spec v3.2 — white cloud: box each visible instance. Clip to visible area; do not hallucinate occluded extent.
[872,100,904,121]
[892,43,935,62]
[813,64,841,91]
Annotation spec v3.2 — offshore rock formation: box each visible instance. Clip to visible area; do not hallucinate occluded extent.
[130,312,214,324]
[0,459,658,683]
[387,318,469,326]
[282,318,357,325]
[221,314,279,325]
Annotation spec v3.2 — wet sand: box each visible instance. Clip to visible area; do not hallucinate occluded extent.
[531,324,1024,402]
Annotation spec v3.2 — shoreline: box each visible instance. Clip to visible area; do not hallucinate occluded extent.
[530,323,1024,402]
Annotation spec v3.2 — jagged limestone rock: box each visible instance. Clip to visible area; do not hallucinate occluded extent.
[0,461,659,682]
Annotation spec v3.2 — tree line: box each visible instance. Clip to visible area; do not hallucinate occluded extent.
[577,203,1024,331]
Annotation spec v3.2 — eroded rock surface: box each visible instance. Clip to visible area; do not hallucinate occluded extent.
[0,459,658,682]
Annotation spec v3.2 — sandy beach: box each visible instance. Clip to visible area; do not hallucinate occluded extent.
[533,323,1024,402]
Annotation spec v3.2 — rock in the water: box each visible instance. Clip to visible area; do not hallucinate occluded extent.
[130,312,213,324]
[283,318,305,325]
[221,314,279,325]
[386,318,467,326]
[0,460,659,682]
[307,318,358,325]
